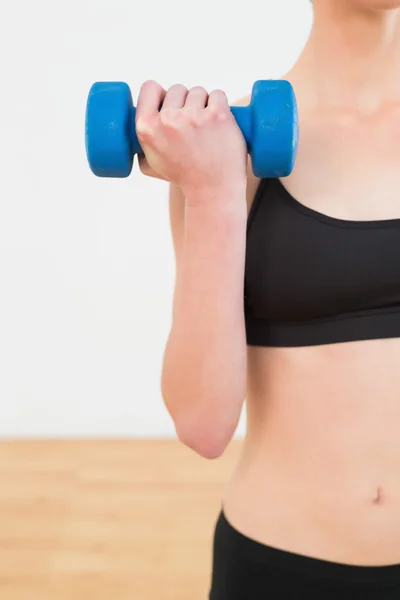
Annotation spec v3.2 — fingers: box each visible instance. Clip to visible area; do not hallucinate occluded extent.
[207,89,229,108]
[159,84,210,130]
[184,86,209,108]
[137,154,167,181]
[136,80,166,133]
[161,84,208,116]
[161,84,188,110]
[136,82,225,129]
[136,81,230,148]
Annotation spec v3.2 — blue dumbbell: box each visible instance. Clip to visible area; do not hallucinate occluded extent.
[85,80,299,179]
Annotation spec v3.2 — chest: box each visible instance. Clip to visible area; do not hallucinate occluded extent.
[244,106,400,324]
[282,108,400,221]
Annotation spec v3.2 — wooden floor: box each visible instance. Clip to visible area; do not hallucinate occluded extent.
[0,439,242,599]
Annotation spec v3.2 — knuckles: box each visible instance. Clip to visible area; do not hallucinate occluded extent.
[158,104,230,130]
[182,106,203,127]
[135,114,155,139]
[159,107,181,126]
[207,102,231,122]
[160,106,201,128]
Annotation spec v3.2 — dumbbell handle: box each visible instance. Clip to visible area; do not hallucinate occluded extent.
[129,105,252,156]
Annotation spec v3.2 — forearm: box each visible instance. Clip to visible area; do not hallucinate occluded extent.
[161,186,248,456]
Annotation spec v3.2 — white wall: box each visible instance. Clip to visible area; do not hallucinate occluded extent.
[0,0,312,437]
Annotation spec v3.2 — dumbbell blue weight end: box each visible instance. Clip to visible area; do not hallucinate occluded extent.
[85,82,138,178]
[250,80,299,178]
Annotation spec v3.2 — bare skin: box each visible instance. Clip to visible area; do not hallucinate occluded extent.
[222,0,400,566]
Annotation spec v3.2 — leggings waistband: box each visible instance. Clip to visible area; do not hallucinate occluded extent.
[217,509,400,585]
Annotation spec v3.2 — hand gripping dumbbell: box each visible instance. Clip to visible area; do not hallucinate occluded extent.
[85,80,299,179]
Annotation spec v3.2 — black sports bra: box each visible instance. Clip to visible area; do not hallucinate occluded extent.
[244,178,400,347]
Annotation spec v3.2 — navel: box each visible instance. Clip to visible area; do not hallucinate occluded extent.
[372,487,383,505]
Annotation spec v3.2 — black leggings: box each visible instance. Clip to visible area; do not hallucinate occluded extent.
[209,509,400,599]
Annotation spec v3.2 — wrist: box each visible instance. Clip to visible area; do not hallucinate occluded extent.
[183,180,247,210]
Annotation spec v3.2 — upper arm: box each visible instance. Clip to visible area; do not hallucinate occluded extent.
[168,95,261,320]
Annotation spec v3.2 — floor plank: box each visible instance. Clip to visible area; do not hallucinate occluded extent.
[0,439,242,599]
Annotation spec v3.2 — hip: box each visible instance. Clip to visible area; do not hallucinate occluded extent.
[208,509,400,600]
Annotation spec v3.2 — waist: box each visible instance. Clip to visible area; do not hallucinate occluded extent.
[223,443,400,565]
[225,340,400,564]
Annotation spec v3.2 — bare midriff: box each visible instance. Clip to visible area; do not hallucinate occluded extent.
[222,337,400,566]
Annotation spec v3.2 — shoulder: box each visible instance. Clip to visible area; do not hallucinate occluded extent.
[232,95,261,217]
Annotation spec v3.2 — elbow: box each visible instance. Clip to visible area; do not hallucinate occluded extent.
[161,370,244,460]
[175,416,236,460]
[178,429,228,460]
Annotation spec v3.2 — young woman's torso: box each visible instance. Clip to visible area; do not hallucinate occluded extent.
[222,89,400,566]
